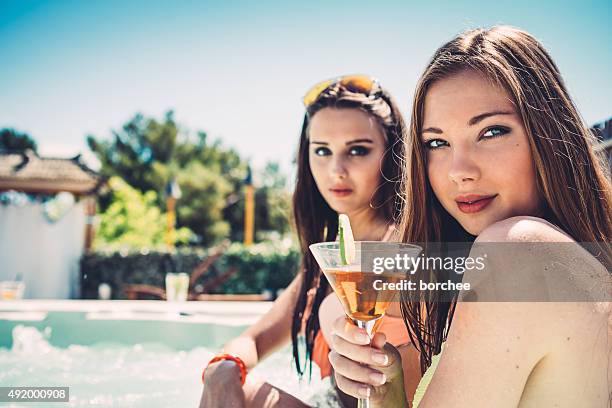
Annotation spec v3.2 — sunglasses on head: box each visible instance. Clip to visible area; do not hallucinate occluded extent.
[302,75,382,107]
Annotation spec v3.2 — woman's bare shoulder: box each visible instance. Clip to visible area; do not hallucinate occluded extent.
[475,215,574,243]
[465,215,610,311]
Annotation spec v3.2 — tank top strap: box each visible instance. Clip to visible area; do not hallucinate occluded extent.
[381,224,397,242]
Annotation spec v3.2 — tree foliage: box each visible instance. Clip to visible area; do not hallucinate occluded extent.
[0,128,38,153]
[94,177,194,249]
[88,111,291,246]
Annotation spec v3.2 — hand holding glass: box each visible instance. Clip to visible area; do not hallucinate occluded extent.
[309,242,422,408]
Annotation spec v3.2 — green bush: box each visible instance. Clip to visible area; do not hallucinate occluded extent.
[218,241,300,294]
[80,241,300,299]
[95,177,194,249]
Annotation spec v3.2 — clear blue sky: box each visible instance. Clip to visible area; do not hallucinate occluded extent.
[1,0,610,173]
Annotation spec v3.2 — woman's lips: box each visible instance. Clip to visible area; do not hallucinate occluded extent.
[455,195,497,214]
[330,188,353,197]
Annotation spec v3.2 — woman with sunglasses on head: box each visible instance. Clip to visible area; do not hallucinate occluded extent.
[200,76,423,407]
[327,26,611,407]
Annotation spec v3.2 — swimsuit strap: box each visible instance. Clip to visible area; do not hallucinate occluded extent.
[381,224,397,242]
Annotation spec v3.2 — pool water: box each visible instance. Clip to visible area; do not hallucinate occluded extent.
[0,302,335,407]
[1,326,332,407]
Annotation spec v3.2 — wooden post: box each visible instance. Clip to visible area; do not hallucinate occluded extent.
[84,196,96,251]
[166,196,176,248]
[164,178,181,249]
[244,185,254,246]
[243,166,254,246]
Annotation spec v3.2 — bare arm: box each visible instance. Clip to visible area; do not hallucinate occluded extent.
[201,273,308,408]
[222,272,303,368]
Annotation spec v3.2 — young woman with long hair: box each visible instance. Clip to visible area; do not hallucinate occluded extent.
[327,26,611,407]
[199,75,422,407]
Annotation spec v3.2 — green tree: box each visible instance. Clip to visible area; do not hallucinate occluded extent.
[255,162,292,235]
[176,161,233,245]
[0,128,37,153]
[87,111,291,246]
[95,177,193,249]
[87,112,177,194]
[220,163,292,242]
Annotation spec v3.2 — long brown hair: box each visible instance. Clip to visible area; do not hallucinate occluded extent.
[399,25,612,373]
[291,79,407,377]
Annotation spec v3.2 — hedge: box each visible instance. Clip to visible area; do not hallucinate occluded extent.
[80,241,301,299]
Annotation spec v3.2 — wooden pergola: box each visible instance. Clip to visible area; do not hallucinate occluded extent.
[0,150,106,250]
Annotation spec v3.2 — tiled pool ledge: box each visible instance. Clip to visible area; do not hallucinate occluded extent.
[0,299,272,315]
[0,311,48,321]
[0,300,274,326]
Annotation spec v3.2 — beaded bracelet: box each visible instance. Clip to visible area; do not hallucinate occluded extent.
[202,353,247,385]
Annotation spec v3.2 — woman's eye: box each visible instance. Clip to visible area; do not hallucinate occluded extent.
[481,126,510,139]
[313,147,331,156]
[424,139,449,149]
[348,146,370,156]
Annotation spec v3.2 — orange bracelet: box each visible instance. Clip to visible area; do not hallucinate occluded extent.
[202,354,247,385]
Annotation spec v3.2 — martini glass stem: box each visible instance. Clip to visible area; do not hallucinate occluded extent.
[354,318,381,408]
[355,318,377,337]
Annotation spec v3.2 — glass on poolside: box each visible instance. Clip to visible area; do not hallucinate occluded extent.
[0,281,25,300]
[309,241,422,408]
[165,273,189,302]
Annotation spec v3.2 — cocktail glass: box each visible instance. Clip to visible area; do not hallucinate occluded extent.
[165,272,189,302]
[309,241,422,408]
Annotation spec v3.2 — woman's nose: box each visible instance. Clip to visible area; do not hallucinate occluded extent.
[330,157,348,179]
[448,149,480,185]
